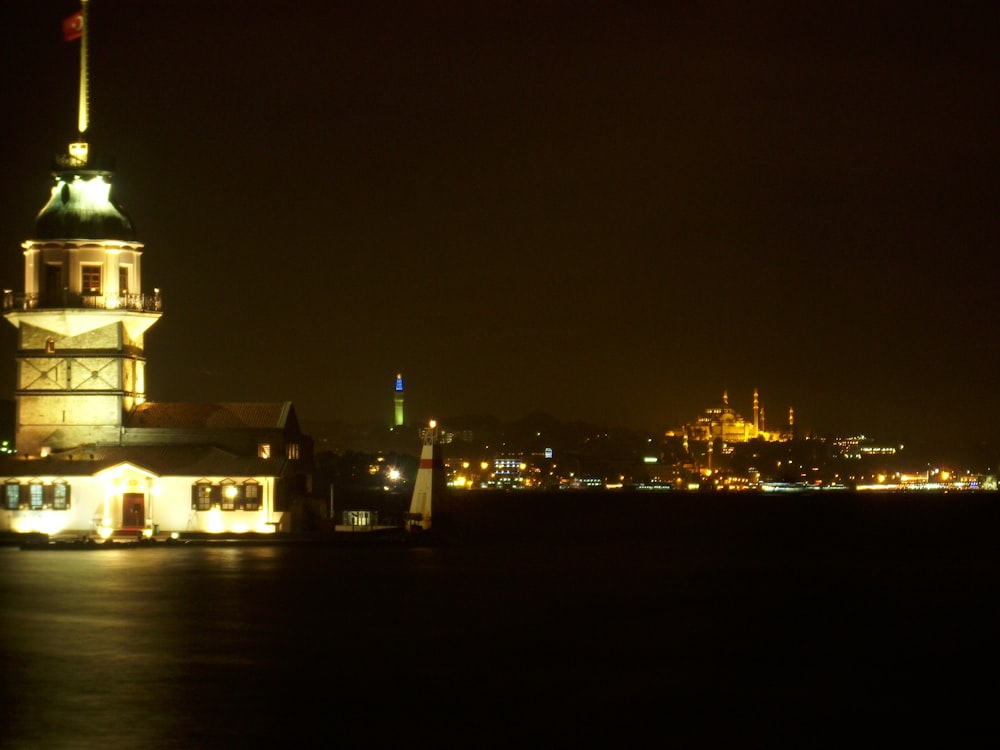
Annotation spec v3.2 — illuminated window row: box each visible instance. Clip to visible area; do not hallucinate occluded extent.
[191,480,262,511]
[4,480,71,510]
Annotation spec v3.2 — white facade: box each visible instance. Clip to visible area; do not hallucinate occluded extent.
[0,453,288,538]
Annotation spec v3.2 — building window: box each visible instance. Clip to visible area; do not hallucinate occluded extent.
[193,482,213,511]
[286,443,300,460]
[242,481,261,511]
[29,484,44,510]
[53,482,70,510]
[258,444,270,459]
[119,267,129,294]
[81,265,102,294]
[4,483,21,510]
[220,480,237,511]
[44,263,63,305]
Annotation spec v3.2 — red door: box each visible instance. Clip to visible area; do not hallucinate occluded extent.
[122,492,145,528]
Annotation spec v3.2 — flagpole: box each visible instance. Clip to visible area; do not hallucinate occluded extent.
[78,0,90,134]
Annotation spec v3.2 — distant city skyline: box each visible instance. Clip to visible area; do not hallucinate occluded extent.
[299,376,995,478]
[0,1,997,445]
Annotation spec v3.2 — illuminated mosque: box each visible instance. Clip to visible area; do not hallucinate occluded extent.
[678,389,793,444]
[0,3,312,539]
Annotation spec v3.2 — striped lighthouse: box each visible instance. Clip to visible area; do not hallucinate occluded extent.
[407,420,444,531]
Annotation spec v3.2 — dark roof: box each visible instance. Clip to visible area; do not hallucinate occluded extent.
[126,402,296,431]
[0,445,287,479]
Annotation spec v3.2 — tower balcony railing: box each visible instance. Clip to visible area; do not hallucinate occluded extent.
[2,290,163,313]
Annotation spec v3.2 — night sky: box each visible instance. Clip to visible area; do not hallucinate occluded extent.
[0,1,997,445]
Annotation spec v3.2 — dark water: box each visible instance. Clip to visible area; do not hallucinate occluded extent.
[2,492,999,747]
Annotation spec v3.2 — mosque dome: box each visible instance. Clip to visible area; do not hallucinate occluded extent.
[34,154,136,241]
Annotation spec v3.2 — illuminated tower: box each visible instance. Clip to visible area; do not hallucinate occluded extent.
[408,420,444,531]
[393,373,404,428]
[2,1,161,455]
[753,388,760,438]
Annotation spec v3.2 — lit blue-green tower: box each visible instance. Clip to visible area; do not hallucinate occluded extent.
[393,373,404,428]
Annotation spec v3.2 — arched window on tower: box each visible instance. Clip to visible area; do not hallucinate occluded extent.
[43,263,62,307]
[81,265,101,295]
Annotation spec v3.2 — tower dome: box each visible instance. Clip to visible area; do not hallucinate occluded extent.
[34,152,136,241]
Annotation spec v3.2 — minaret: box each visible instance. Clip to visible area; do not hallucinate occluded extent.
[393,373,404,428]
[752,388,760,438]
[408,420,444,531]
[2,1,162,456]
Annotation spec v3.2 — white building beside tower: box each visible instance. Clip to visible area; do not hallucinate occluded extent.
[0,4,312,540]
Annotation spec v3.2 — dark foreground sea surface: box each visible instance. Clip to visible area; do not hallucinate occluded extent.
[2,490,999,748]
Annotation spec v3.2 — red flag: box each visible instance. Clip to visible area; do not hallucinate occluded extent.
[62,11,83,42]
